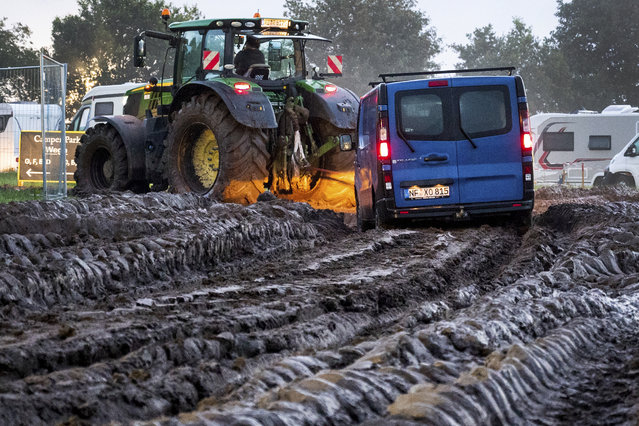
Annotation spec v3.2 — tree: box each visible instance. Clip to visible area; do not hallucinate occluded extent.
[52,0,200,113]
[0,18,38,68]
[452,18,567,113]
[0,18,40,102]
[551,0,639,111]
[284,0,440,96]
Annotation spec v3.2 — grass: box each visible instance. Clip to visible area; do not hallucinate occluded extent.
[0,171,44,203]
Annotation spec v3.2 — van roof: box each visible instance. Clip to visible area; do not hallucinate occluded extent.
[81,82,144,102]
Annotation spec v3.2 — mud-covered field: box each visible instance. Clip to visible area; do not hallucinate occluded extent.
[1,186,639,425]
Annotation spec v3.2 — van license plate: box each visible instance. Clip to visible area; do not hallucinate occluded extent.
[405,186,450,200]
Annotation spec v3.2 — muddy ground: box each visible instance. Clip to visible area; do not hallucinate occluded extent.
[0,186,638,425]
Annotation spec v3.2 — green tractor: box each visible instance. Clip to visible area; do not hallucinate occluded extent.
[73,13,358,211]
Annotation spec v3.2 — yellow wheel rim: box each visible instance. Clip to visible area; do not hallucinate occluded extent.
[191,127,220,190]
[178,123,221,194]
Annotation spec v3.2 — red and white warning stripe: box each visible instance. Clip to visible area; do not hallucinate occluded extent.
[203,51,220,70]
[327,55,343,74]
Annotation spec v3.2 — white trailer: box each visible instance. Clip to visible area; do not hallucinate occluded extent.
[0,103,62,172]
[531,105,639,186]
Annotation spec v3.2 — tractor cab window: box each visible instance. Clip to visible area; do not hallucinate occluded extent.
[234,38,303,80]
[202,30,225,79]
[177,30,204,83]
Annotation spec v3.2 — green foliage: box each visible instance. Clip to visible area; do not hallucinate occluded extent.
[552,0,639,111]
[51,0,201,114]
[0,18,39,68]
[284,0,441,96]
[452,19,566,113]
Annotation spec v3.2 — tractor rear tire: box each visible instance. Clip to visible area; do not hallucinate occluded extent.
[163,94,270,204]
[73,124,131,195]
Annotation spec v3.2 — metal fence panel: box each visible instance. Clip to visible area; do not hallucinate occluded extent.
[41,55,68,199]
[0,53,68,199]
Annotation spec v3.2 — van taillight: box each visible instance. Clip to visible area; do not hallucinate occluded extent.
[377,116,390,161]
[519,103,532,156]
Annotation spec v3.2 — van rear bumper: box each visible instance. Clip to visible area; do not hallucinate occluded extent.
[381,198,534,220]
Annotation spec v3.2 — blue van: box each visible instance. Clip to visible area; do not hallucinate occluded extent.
[353,68,534,229]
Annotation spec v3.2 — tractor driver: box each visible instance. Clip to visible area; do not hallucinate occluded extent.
[234,36,266,76]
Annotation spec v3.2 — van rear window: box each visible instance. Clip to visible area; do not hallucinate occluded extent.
[395,85,511,141]
[543,132,574,151]
[459,88,510,137]
[0,115,8,132]
[398,93,444,138]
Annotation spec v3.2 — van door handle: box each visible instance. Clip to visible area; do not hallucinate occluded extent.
[423,154,448,162]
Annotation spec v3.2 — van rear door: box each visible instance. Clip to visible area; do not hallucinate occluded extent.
[387,81,460,208]
[453,78,524,203]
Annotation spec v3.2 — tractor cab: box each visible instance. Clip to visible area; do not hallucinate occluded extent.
[156,17,331,89]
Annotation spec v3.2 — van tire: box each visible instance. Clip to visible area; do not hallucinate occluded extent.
[512,210,532,233]
[74,124,131,194]
[615,175,635,188]
[356,192,374,231]
[163,94,270,204]
[374,199,393,230]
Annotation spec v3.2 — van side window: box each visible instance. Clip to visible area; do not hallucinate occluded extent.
[459,88,509,136]
[359,93,377,148]
[624,138,639,157]
[0,115,9,132]
[398,93,443,137]
[76,107,90,131]
[95,102,114,116]
[543,132,574,151]
[588,135,611,150]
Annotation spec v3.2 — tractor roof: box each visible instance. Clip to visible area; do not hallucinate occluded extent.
[169,17,309,33]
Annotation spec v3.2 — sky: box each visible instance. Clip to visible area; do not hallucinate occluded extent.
[3,0,560,68]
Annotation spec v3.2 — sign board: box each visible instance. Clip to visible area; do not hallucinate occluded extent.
[327,55,343,75]
[18,131,83,184]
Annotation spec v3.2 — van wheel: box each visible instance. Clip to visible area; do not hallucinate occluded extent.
[73,124,130,194]
[512,210,532,233]
[374,201,393,230]
[356,192,374,231]
[615,175,636,188]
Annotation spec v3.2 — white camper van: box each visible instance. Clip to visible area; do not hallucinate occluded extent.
[531,105,639,186]
[0,103,63,171]
[68,82,144,131]
[603,133,639,188]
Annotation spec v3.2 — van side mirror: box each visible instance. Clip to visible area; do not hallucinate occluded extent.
[134,35,146,67]
[625,145,638,157]
[339,134,353,151]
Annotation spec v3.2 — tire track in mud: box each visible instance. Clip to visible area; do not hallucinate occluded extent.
[0,194,521,425]
[1,189,639,424]
[144,197,639,425]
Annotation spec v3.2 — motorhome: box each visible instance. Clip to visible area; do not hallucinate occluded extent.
[68,81,172,131]
[531,105,639,186]
[0,103,62,171]
[68,82,144,131]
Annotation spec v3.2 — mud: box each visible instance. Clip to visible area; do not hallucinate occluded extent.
[0,187,638,425]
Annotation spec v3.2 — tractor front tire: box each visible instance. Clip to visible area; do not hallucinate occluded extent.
[163,94,270,204]
[73,124,130,195]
